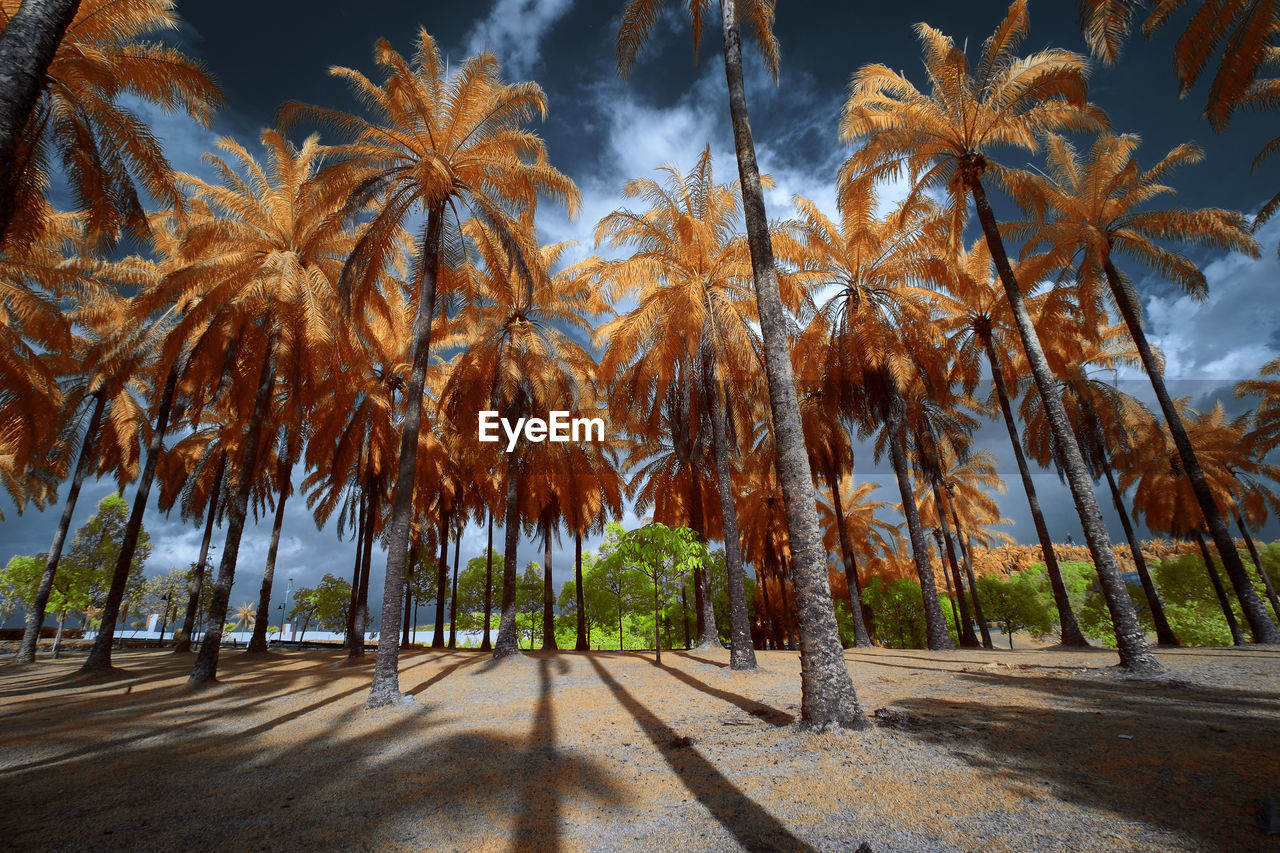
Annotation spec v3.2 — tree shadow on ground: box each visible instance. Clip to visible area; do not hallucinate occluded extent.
[890,670,1280,849]
[0,655,625,851]
[585,653,813,852]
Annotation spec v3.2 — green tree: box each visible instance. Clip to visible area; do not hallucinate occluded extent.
[137,568,188,647]
[599,523,709,663]
[455,550,501,633]
[977,574,1054,649]
[290,574,352,640]
[861,577,928,649]
[516,562,544,649]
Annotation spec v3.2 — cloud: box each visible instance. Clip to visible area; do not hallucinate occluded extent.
[464,0,576,81]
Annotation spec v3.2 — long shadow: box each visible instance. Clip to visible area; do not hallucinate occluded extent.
[650,658,793,727]
[954,668,1280,709]
[512,656,571,848]
[585,653,814,852]
[890,673,1280,848]
[852,658,964,675]
[0,683,626,851]
[672,651,729,669]
[405,654,487,696]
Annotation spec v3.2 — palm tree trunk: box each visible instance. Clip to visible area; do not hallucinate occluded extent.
[934,534,962,637]
[884,385,954,650]
[402,545,416,649]
[350,481,377,658]
[542,523,557,650]
[981,337,1088,646]
[932,479,979,647]
[824,470,872,648]
[1235,509,1280,622]
[175,453,225,654]
[1103,257,1279,643]
[778,556,798,650]
[1195,528,1244,645]
[943,486,993,649]
[0,0,81,243]
[185,335,277,684]
[83,359,183,673]
[759,567,782,650]
[1098,451,1179,645]
[704,351,757,666]
[17,389,105,664]
[575,531,588,651]
[345,485,366,651]
[368,203,444,707]
[483,508,494,651]
[494,452,523,659]
[432,507,449,648]
[449,527,461,649]
[686,462,720,648]
[967,170,1157,673]
[718,0,867,729]
[248,444,294,653]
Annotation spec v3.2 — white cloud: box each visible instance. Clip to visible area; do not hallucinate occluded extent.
[464,0,576,81]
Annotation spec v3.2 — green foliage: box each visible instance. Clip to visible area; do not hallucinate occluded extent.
[976,574,1054,649]
[290,573,352,636]
[861,576,927,649]
[596,522,708,654]
[454,549,501,631]
[516,561,543,648]
[0,494,150,629]
[1150,554,1240,646]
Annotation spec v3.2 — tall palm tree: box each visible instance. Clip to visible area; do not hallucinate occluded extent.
[934,240,1090,645]
[593,146,762,664]
[1007,131,1278,643]
[815,476,900,644]
[1020,325,1180,646]
[617,0,866,727]
[842,1,1161,673]
[0,0,221,248]
[292,32,579,706]
[789,186,956,651]
[105,130,350,681]
[440,220,594,661]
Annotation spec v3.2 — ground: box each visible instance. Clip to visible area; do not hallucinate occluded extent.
[0,643,1277,852]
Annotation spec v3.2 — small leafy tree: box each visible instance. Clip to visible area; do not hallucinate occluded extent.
[861,577,927,649]
[977,574,1054,649]
[290,573,352,640]
[516,562,544,649]
[455,550,501,632]
[599,523,709,663]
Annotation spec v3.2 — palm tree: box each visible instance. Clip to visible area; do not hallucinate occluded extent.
[230,601,256,634]
[789,186,956,651]
[0,0,221,248]
[593,146,761,664]
[815,476,900,644]
[105,130,350,681]
[842,1,1161,673]
[617,0,866,727]
[1020,326,1180,646]
[1007,131,1278,643]
[934,240,1090,645]
[291,31,579,706]
[440,220,594,661]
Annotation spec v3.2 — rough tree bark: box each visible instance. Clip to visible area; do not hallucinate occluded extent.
[248,443,296,653]
[367,204,444,707]
[717,0,867,728]
[0,0,81,243]
[967,166,1158,673]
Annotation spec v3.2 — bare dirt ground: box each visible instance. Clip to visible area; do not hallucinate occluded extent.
[0,643,1277,852]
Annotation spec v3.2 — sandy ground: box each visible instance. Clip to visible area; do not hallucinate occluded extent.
[0,643,1277,852]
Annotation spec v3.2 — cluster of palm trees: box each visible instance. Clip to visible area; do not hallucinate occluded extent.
[3,1,1280,729]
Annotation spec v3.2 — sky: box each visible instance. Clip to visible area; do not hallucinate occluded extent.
[3,0,1279,629]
